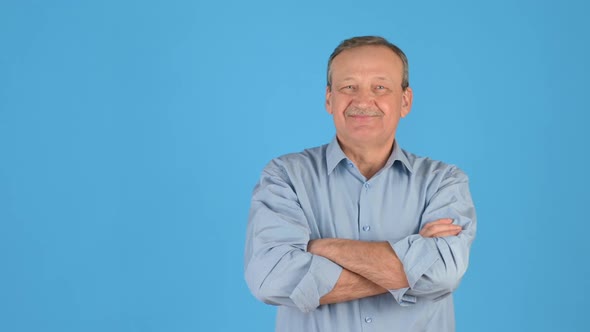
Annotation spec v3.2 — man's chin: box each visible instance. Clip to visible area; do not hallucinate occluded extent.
[339,132,393,147]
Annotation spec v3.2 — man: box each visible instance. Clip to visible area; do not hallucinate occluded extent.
[244,36,476,332]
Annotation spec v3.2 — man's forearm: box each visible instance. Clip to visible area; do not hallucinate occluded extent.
[320,268,387,305]
[309,239,409,290]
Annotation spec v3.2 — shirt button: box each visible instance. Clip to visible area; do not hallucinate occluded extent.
[364,182,370,189]
[347,162,353,167]
[362,225,371,232]
[365,317,373,323]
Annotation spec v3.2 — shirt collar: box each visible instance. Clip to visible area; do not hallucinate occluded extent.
[326,137,349,175]
[326,137,414,175]
[386,139,414,173]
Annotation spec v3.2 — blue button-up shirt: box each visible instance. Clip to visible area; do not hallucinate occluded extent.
[245,138,476,332]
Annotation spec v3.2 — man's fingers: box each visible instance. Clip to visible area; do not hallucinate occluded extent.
[431,218,453,225]
[429,229,462,238]
[420,221,462,238]
[420,226,462,237]
[419,219,453,233]
[420,218,452,231]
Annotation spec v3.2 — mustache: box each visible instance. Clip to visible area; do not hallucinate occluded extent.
[345,106,383,117]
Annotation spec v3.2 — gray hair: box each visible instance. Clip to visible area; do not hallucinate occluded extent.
[327,36,409,91]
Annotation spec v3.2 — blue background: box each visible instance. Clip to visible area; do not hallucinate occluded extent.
[1,0,588,331]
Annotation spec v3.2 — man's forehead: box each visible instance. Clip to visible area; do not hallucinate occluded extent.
[331,46,403,80]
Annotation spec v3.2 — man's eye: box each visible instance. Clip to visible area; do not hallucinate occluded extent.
[376,85,386,90]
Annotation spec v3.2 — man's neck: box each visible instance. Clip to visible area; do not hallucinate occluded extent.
[338,137,394,180]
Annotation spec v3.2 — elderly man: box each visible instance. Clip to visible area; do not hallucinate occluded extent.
[244,36,476,332]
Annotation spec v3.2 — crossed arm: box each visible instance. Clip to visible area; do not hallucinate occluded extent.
[310,219,462,305]
[245,161,476,312]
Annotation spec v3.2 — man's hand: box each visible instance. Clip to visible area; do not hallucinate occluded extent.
[419,218,462,238]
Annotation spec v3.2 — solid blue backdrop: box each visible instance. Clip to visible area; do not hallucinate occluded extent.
[1,0,588,331]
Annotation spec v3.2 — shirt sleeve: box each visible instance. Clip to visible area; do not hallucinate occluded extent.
[388,165,477,305]
[244,159,343,313]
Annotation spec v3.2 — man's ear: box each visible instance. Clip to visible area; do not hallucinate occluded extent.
[401,87,413,118]
[325,86,333,114]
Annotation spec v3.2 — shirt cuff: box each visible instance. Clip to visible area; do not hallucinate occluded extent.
[387,235,440,305]
[289,255,342,313]
[389,287,417,306]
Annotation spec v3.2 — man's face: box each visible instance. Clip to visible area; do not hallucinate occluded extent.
[326,45,412,148]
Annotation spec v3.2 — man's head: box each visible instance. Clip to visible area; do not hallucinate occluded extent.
[325,36,413,149]
[327,36,409,92]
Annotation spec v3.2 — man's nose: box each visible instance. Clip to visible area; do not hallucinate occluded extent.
[352,88,375,106]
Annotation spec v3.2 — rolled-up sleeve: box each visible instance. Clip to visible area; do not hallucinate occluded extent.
[244,160,342,313]
[388,166,477,305]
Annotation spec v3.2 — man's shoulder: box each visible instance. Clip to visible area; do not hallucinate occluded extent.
[277,144,327,164]
[263,143,328,175]
[401,147,469,182]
